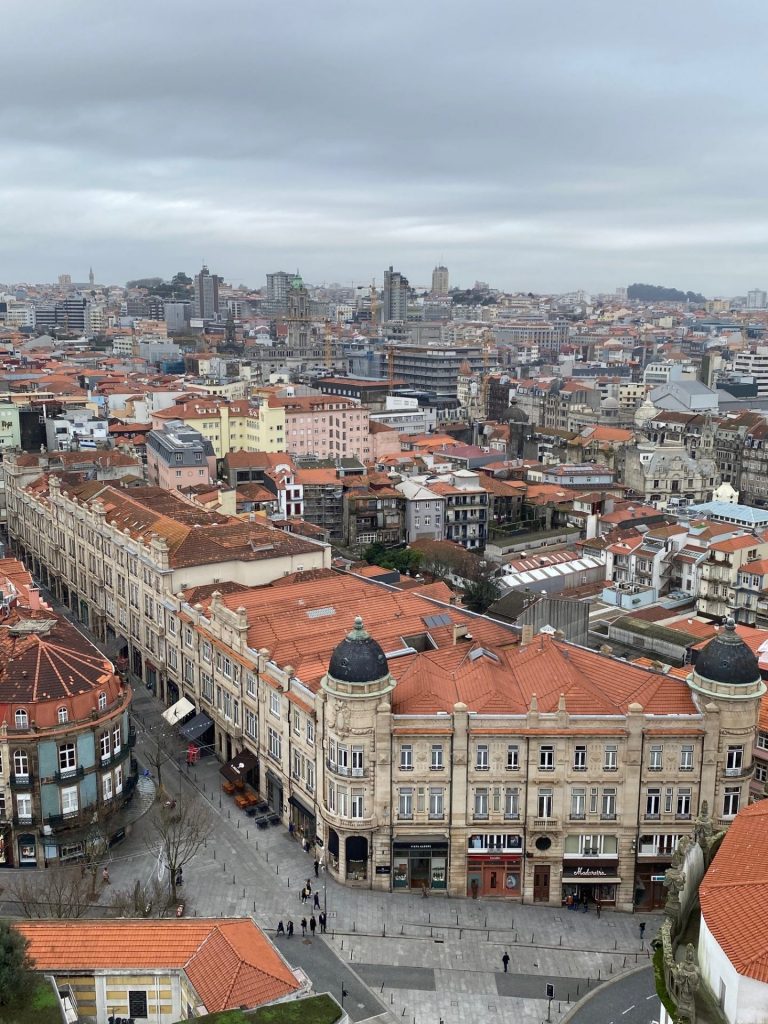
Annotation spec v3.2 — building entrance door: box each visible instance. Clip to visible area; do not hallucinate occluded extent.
[533,865,550,902]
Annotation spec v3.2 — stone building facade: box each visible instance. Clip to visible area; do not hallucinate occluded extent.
[160,574,762,911]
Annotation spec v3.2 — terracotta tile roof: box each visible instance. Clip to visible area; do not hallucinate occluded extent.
[699,801,768,984]
[710,535,766,553]
[17,918,299,1011]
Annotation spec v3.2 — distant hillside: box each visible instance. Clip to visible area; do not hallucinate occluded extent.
[627,283,706,303]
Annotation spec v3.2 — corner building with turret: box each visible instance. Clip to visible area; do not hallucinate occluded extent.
[166,573,764,911]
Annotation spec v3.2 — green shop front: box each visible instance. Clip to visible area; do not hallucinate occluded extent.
[392,837,448,891]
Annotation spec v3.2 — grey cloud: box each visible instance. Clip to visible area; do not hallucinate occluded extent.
[1,0,768,292]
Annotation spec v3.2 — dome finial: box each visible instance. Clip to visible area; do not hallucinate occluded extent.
[724,616,736,633]
[348,615,369,640]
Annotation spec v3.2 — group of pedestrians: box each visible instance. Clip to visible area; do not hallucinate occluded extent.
[277,873,327,938]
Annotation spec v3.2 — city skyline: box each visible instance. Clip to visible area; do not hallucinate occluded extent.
[1,0,767,293]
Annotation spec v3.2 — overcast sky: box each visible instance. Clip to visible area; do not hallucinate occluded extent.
[1,0,767,295]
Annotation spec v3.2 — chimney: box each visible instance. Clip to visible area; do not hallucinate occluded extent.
[520,623,534,647]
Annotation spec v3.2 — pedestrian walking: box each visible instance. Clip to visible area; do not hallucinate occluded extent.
[301,886,308,904]
[313,892,320,910]
[276,920,285,936]
[314,858,320,878]
[176,868,183,888]
[581,892,589,913]
[502,952,510,974]
[301,917,307,937]
[565,893,574,911]
[310,915,317,936]
[305,878,312,894]
[595,900,601,920]
[102,867,110,885]
[286,920,294,938]
[319,911,327,933]
[639,921,646,941]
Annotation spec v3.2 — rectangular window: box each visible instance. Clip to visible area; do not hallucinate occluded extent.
[115,764,123,794]
[604,744,618,771]
[201,641,212,663]
[293,710,301,736]
[103,773,113,801]
[400,745,413,771]
[504,787,520,819]
[649,745,663,772]
[306,720,315,745]
[245,709,257,739]
[539,745,555,771]
[474,788,489,818]
[100,731,111,761]
[573,745,587,770]
[268,727,281,762]
[61,785,79,817]
[270,691,281,718]
[128,991,148,1019]
[431,745,444,770]
[351,747,364,776]
[726,746,743,774]
[601,788,616,819]
[646,788,660,818]
[664,787,674,813]
[112,726,122,753]
[306,761,315,791]
[399,788,413,819]
[537,788,553,818]
[476,744,489,770]
[723,787,740,817]
[337,746,349,774]
[429,787,444,819]
[337,788,348,817]
[246,672,256,697]
[58,743,76,771]
[506,744,519,770]
[16,793,32,820]
[757,731,768,751]
[680,745,694,771]
[676,787,691,819]
[292,750,302,780]
[571,788,586,819]
[351,791,364,818]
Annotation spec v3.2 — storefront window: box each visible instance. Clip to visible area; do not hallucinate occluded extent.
[392,843,449,890]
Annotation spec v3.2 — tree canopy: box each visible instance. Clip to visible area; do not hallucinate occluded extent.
[627,283,705,303]
[0,920,33,1005]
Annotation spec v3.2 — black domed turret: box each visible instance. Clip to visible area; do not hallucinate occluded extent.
[328,616,388,684]
[499,402,529,424]
[694,619,761,687]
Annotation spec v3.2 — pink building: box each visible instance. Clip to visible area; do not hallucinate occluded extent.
[146,421,217,491]
[273,395,371,460]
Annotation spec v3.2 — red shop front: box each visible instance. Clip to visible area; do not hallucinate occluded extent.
[466,833,523,898]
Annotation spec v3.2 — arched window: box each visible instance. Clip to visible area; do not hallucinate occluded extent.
[98,692,107,712]
[57,706,68,724]
[13,749,29,776]
[58,743,76,772]
[15,709,28,729]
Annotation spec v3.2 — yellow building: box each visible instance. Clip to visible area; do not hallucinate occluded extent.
[151,397,286,457]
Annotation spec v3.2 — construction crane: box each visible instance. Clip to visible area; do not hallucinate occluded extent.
[323,324,334,368]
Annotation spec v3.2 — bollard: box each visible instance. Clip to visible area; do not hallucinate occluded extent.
[559,935,562,946]
[614,939,617,950]
[514,933,517,943]
[456,913,459,925]
[380,983,384,993]
[623,957,627,967]
[223,863,226,873]
[227,809,230,819]
[576,984,580,996]
[232,875,235,885]
[243,888,246,898]
[253,900,256,912]
[531,933,534,944]
[401,925,404,935]
[484,917,487,928]
[598,969,601,981]
[353,921,356,932]
[391,994,394,1005]
[567,993,570,1005]
[237,819,240,829]
[609,962,613,974]
[213,849,216,860]
[428,913,431,923]
[266,852,269,862]
[341,939,344,949]
[287,878,290,887]
[383,924,386,937]
[219,797,221,808]
[276,864,279,875]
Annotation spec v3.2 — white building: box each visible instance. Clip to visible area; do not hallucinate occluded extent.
[698,800,768,1023]
[733,346,768,398]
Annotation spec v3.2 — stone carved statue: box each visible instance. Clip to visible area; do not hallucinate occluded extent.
[694,801,713,851]
[671,943,700,1024]
[663,865,686,923]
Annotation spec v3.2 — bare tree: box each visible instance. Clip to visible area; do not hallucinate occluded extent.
[141,719,180,789]
[109,877,177,918]
[7,865,97,919]
[144,792,213,904]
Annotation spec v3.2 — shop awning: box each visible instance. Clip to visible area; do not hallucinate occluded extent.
[393,835,449,846]
[162,696,195,725]
[178,712,214,742]
[288,794,316,820]
[565,876,622,885]
[220,748,259,783]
